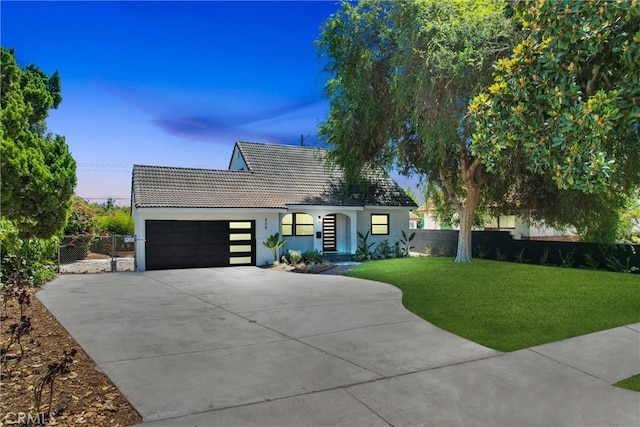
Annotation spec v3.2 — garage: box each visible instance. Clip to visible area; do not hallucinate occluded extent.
[145,220,255,270]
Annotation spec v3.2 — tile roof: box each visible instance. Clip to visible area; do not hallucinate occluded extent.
[132,141,417,209]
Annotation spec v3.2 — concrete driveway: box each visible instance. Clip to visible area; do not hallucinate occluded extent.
[38,268,639,426]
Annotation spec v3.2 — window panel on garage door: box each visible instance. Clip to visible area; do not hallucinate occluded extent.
[228,221,254,266]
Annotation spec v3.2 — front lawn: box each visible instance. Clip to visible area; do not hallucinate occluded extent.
[614,374,640,392]
[345,258,640,352]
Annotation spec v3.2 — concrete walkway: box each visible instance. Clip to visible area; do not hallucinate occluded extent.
[38,268,639,426]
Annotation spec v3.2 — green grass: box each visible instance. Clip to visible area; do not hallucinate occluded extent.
[345,258,640,352]
[614,374,640,392]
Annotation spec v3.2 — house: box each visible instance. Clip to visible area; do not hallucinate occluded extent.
[416,203,579,241]
[409,211,421,229]
[417,203,446,230]
[131,141,416,271]
[483,215,579,241]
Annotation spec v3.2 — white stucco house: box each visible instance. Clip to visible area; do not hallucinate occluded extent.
[131,141,416,271]
[415,203,579,241]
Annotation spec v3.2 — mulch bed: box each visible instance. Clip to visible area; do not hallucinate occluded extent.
[261,263,336,274]
[1,288,142,426]
[262,262,361,275]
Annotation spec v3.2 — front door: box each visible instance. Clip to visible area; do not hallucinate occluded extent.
[322,214,337,252]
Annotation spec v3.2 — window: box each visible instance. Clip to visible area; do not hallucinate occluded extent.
[498,215,516,229]
[230,233,252,241]
[371,214,389,235]
[229,221,252,229]
[282,213,314,236]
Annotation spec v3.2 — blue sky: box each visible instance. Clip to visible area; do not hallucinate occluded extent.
[2,0,419,205]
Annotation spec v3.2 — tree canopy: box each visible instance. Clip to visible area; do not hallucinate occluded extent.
[318,0,515,262]
[471,0,640,194]
[319,0,640,254]
[1,47,76,238]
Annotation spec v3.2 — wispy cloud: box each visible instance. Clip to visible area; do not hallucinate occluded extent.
[102,81,328,145]
[152,116,232,140]
[152,98,327,145]
[242,101,328,143]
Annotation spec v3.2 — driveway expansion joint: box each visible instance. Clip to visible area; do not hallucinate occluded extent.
[294,318,421,340]
[526,348,610,384]
[98,337,293,365]
[344,388,394,427]
[235,297,402,314]
[139,383,388,425]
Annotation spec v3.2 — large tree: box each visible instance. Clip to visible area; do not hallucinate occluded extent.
[471,1,639,209]
[1,47,76,238]
[318,0,515,262]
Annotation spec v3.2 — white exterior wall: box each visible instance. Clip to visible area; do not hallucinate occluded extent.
[282,206,361,255]
[281,235,315,254]
[422,213,444,230]
[335,214,349,252]
[511,216,529,240]
[525,220,576,239]
[228,145,248,170]
[132,207,285,271]
[357,207,412,248]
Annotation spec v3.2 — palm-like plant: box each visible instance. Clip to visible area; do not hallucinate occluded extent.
[263,233,286,264]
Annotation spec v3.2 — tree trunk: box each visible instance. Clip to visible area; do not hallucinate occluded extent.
[454,158,483,263]
[439,147,484,263]
[454,190,480,263]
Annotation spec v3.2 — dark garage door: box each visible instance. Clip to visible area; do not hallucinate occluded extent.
[145,220,255,270]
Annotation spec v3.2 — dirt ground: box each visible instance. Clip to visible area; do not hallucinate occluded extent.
[0,288,142,426]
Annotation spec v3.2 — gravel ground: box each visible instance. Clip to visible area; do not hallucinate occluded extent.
[59,258,135,274]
